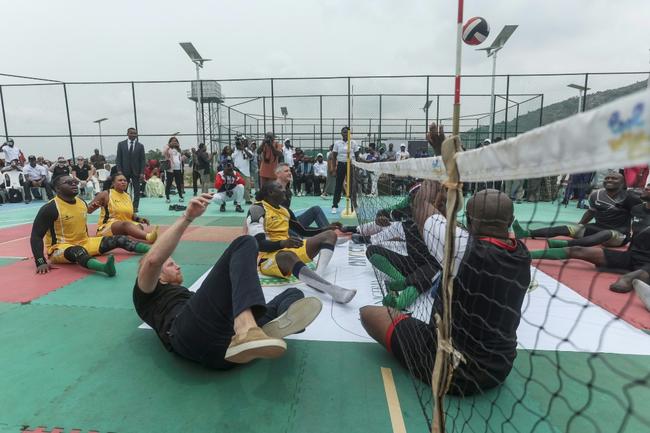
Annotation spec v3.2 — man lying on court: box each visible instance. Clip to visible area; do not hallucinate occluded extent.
[513,172,640,248]
[360,183,532,395]
[134,193,322,367]
[30,174,151,276]
[530,182,650,294]
[247,181,357,304]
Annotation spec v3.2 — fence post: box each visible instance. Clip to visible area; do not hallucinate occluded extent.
[0,85,8,140]
[425,75,430,133]
[271,78,275,133]
[581,73,589,112]
[263,97,267,133]
[62,83,76,161]
[319,95,323,153]
[378,94,382,144]
[228,106,231,146]
[504,75,510,139]
[199,80,205,145]
[347,77,351,128]
[515,102,520,136]
[538,94,544,128]
[404,119,408,140]
[436,95,440,126]
[131,82,138,131]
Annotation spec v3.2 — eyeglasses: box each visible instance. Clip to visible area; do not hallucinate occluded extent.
[62,179,79,186]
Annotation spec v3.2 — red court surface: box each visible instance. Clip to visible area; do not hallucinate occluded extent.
[525,239,650,331]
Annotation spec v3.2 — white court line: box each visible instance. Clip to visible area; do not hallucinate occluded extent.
[0,236,29,246]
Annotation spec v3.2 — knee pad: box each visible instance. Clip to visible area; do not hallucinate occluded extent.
[63,245,91,266]
[100,235,137,253]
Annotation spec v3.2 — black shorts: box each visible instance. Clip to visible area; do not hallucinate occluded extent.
[387,315,507,396]
[603,250,650,272]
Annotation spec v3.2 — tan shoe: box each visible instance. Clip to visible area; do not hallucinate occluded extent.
[224,327,286,364]
[262,297,322,338]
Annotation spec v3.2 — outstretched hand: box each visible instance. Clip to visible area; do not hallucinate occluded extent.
[426,122,445,155]
[281,237,303,249]
[185,193,214,220]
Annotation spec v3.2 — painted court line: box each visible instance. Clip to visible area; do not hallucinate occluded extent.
[0,235,29,245]
[381,367,408,433]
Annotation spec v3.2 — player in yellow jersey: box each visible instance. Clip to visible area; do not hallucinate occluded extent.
[30,174,151,276]
[88,173,158,243]
[247,181,356,304]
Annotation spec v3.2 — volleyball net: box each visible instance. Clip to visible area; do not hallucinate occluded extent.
[352,88,650,432]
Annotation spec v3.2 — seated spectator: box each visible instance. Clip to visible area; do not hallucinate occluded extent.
[50,156,71,178]
[72,156,96,199]
[294,156,314,196]
[312,153,327,196]
[90,148,107,170]
[396,144,410,161]
[212,162,245,213]
[22,155,53,201]
[1,159,29,203]
[1,139,24,167]
[144,160,164,198]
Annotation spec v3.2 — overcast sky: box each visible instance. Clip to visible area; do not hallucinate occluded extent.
[2,0,649,158]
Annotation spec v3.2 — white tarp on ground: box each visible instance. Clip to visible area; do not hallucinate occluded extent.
[354,88,650,182]
[139,240,650,356]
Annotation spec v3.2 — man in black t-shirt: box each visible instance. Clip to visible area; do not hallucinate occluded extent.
[72,156,96,198]
[360,185,531,395]
[531,183,650,294]
[134,193,322,368]
[513,172,641,248]
[49,156,71,178]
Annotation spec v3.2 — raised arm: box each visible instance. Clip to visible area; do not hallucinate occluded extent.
[31,202,59,274]
[87,190,108,214]
[137,193,213,293]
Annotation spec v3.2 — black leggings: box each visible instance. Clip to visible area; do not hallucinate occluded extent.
[192,169,200,195]
[169,235,304,370]
[165,170,184,199]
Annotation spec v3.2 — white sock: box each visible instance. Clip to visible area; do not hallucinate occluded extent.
[633,279,650,311]
[315,246,334,275]
[296,265,356,304]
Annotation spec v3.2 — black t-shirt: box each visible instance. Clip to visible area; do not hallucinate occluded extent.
[440,237,531,388]
[588,189,641,233]
[281,185,293,208]
[51,165,70,178]
[90,154,106,170]
[72,163,91,181]
[629,204,650,265]
[133,279,193,350]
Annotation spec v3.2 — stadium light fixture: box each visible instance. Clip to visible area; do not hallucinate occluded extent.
[281,106,288,118]
[92,117,108,155]
[478,25,518,140]
[422,100,433,112]
[180,42,211,145]
[568,83,591,113]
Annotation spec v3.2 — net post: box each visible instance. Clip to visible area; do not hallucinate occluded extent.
[431,135,464,433]
[341,128,356,217]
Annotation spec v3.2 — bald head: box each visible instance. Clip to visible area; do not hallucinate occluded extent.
[466,189,514,238]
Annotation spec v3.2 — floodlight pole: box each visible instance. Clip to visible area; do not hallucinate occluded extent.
[488,48,500,141]
[93,118,108,155]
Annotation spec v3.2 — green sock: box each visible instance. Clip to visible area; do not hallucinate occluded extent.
[547,239,569,248]
[85,255,116,277]
[530,248,568,260]
[368,254,405,283]
[134,243,151,254]
[393,286,420,310]
[382,293,397,308]
[512,220,530,239]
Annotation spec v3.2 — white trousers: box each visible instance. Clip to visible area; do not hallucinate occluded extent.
[212,184,244,204]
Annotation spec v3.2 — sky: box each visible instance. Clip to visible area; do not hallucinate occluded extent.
[1,0,649,159]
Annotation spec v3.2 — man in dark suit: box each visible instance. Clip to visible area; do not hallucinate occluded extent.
[115,127,146,211]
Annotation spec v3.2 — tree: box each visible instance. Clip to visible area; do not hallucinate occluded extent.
[145,148,163,162]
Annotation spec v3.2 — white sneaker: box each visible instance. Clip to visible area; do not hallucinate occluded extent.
[331,207,338,214]
[262,297,323,338]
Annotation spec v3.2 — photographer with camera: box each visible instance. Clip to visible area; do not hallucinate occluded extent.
[212,161,245,213]
[258,132,282,187]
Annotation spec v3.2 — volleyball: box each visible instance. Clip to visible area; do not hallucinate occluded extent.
[462,16,490,46]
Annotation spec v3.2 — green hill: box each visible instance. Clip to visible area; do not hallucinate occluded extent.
[462,79,648,147]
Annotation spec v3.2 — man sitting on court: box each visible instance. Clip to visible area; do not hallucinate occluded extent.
[247,181,357,304]
[513,172,640,248]
[360,184,531,395]
[531,182,650,294]
[212,162,245,213]
[30,175,151,276]
[134,193,322,367]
